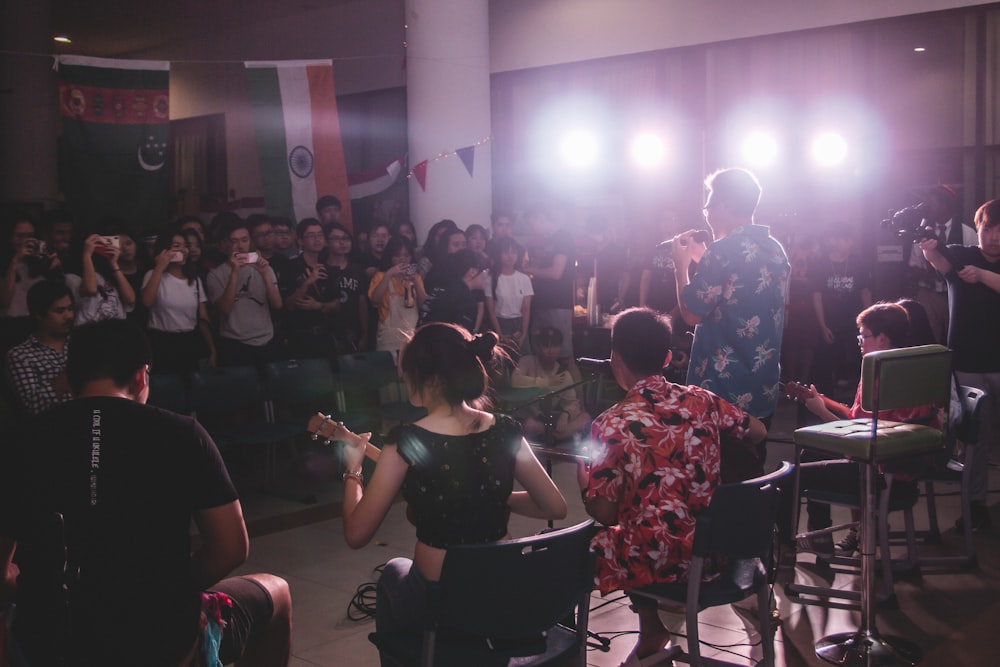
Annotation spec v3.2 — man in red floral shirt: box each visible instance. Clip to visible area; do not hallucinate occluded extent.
[579,307,766,666]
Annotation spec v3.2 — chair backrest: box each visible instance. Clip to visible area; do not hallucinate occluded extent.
[861,344,951,416]
[147,373,188,414]
[337,351,399,392]
[263,358,337,406]
[189,365,265,413]
[692,462,792,560]
[432,519,596,639]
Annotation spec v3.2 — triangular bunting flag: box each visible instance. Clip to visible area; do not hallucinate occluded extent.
[456,146,475,178]
[413,160,428,192]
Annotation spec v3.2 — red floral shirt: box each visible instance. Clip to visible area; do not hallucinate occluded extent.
[586,375,751,594]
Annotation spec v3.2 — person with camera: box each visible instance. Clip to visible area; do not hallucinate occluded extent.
[918,198,1000,532]
[1,216,62,351]
[206,220,282,367]
[142,230,217,374]
[1,319,292,666]
[906,184,977,344]
[672,168,789,462]
[368,234,426,352]
[64,232,136,325]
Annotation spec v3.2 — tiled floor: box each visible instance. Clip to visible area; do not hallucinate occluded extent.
[231,399,1000,666]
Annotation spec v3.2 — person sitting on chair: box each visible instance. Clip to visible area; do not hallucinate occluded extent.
[577,307,766,667]
[783,301,941,555]
[0,319,292,666]
[307,322,567,666]
[510,326,592,441]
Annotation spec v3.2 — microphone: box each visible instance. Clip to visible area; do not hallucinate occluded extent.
[576,357,611,372]
[655,230,711,249]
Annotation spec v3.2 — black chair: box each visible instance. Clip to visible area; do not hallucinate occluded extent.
[262,357,369,433]
[627,462,793,667]
[336,351,426,428]
[918,384,986,568]
[146,373,189,414]
[189,365,299,491]
[368,519,596,667]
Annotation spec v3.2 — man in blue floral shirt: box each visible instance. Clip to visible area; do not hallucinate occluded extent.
[672,168,789,459]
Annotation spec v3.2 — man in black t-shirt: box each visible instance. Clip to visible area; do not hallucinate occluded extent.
[524,206,575,360]
[920,199,1000,532]
[0,320,292,666]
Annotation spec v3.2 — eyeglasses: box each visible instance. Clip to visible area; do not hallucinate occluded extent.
[303,233,325,240]
[857,333,875,343]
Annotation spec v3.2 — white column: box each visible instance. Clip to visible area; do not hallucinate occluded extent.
[0,0,59,205]
[405,0,492,242]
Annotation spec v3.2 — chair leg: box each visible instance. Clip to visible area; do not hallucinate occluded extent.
[876,484,895,603]
[756,585,775,667]
[686,559,704,667]
[924,480,942,540]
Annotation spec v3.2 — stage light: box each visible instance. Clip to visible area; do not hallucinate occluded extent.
[630,132,666,169]
[53,35,72,44]
[740,132,779,168]
[811,132,848,167]
[559,130,601,169]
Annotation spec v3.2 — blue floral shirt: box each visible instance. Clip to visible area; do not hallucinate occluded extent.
[681,225,789,418]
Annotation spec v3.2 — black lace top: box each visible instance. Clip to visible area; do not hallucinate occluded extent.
[391,414,522,548]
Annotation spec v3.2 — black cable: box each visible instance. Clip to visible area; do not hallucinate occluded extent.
[346,562,386,622]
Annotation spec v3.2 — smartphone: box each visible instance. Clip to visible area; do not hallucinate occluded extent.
[169,250,185,263]
[401,263,416,277]
[245,252,259,264]
[99,235,120,248]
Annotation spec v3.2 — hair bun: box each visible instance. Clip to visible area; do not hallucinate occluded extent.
[467,331,498,360]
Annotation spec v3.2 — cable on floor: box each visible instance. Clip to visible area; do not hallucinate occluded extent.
[347,562,386,621]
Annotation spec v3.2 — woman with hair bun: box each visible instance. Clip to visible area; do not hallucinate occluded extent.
[308,323,566,658]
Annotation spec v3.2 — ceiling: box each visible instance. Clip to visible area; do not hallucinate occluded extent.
[48,0,362,58]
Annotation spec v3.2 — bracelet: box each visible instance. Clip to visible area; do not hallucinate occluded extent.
[343,469,364,488]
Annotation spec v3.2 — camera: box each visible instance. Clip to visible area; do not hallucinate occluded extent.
[881,202,935,242]
[95,235,120,258]
[24,238,47,256]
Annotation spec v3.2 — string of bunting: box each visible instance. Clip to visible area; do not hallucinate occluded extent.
[406,136,491,192]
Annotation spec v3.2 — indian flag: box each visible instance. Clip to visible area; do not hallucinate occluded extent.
[245,60,352,229]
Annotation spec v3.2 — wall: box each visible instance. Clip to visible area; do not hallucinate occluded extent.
[489,0,995,72]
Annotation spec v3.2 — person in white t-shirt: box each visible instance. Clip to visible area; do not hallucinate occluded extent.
[487,236,533,351]
[65,233,136,325]
[141,231,215,374]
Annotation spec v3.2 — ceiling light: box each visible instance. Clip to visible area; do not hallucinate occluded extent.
[54,35,72,44]
[913,46,926,53]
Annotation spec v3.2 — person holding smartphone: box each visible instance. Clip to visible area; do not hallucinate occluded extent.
[141,230,216,374]
[206,219,282,367]
[368,235,426,353]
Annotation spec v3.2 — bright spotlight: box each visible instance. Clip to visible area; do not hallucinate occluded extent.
[811,132,848,167]
[740,132,778,167]
[559,130,600,169]
[630,133,666,169]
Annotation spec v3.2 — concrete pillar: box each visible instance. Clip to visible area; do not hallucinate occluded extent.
[404,0,492,242]
[0,0,59,208]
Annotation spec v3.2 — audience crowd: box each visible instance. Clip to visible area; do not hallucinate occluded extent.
[3,172,999,665]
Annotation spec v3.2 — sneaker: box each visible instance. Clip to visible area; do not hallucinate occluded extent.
[836,529,860,555]
[796,532,834,555]
[955,502,993,533]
